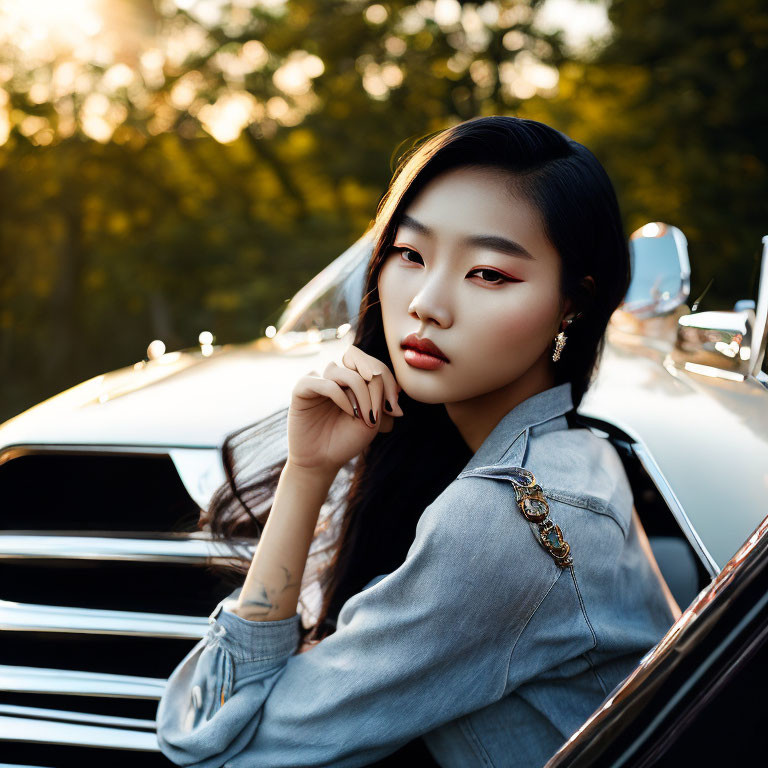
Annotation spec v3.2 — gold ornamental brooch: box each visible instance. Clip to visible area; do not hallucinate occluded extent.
[509,469,573,568]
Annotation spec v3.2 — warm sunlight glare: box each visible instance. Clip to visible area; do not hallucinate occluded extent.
[3,0,104,52]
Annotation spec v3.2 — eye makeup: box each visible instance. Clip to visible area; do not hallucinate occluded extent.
[387,245,522,285]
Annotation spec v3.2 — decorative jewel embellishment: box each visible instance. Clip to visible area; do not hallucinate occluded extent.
[552,317,574,362]
[552,331,566,362]
[512,483,550,523]
[512,475,573,568]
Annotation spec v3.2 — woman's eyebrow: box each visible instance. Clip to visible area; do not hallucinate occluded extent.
[398,214,535,260]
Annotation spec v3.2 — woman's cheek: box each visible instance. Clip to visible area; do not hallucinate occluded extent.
[497,284,558,341]
[377,261,402,307]
[462,297,550,372]
[376,267,393,320]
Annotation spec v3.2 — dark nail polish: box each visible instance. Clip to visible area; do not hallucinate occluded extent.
[369,409,376,424]
[385,400,392,412]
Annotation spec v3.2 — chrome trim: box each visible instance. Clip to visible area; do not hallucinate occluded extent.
[545,508,768,766]
[0,762,52,767]
[615,587,768,765]
[671,224,692,307]
[679,360,746,381]
[672,308,754,377]
[748,234,768,377]
[0,532,254,564]
[0,665,166,699]
[0,715,159,749]
[0,444,181,466]
[631,442,719,578]
[0,703,156,730]
[0,600,209,639]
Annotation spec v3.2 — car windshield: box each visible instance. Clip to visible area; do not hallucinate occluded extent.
[275,232,373,336]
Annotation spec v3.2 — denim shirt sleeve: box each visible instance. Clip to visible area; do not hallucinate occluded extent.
[155,473,563,767]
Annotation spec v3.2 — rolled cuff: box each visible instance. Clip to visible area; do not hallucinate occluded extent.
[208,588,301,663]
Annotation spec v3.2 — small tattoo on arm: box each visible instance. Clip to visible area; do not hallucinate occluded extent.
[279,565,301,592]
[241,583,274,617]
[239,566,301,619]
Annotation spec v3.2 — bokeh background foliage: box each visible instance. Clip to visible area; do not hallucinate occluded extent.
[1,0,766,423]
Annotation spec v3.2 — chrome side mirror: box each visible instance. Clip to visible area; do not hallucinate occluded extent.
[622,223,691,319]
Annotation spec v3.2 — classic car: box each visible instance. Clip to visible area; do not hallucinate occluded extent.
[1,223,766,766]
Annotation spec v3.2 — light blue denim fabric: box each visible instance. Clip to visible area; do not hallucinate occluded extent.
[155,381,678,767]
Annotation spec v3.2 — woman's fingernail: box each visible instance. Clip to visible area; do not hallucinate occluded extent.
[369,409,376,424]
[385,400,392,412]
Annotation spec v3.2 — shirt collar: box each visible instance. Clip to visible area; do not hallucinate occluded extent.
[460,381,574,473]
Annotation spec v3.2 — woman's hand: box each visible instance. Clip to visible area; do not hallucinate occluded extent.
[287,345,405,477]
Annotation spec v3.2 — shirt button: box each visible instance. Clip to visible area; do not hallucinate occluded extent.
[191,684,203,710]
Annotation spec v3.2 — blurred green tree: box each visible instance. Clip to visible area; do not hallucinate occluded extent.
[0,0,764,423]
[0,0,567,420]
[532,0,768,313]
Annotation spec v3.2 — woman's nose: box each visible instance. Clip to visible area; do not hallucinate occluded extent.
[407,275,453,328]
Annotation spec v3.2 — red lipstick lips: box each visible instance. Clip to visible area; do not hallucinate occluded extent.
[400,333,449,370]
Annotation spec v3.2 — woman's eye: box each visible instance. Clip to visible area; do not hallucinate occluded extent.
[390,247,515,285]
[393,247,423,264]
[469,268,515,285]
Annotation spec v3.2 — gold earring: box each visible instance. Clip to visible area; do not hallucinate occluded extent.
[552,318,574,362]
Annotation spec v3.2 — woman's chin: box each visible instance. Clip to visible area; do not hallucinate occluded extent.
[397,382,452,405]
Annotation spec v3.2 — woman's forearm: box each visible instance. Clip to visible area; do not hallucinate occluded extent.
[232,461,337,622]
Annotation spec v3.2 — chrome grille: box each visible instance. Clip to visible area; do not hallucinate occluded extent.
[0,448,252,763]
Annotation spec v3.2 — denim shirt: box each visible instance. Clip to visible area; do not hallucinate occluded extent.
[155,381,677,767]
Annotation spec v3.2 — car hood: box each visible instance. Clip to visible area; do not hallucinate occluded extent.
[0,335,353,451]
[4,326,768,570]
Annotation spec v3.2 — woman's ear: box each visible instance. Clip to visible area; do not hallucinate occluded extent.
[582,275,596,300]
[567,275,595,324]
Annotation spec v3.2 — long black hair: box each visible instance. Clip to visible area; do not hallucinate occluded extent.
[200,115,631,648]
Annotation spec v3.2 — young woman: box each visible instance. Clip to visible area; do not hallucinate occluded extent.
[156,115,679,767]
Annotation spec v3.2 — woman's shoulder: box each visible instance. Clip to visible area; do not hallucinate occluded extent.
[416,461,567,592]
[526,426,632,522]
[457,423,633,540]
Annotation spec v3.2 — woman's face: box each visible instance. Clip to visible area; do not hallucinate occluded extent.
[377,165,572,407]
